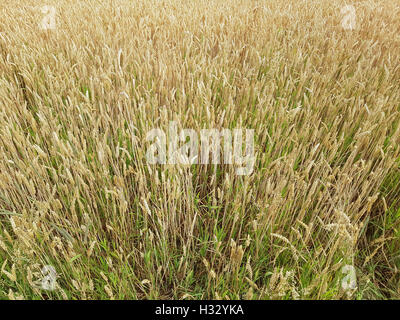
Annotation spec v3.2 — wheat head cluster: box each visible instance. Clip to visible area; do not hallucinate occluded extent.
[0,0,399,300]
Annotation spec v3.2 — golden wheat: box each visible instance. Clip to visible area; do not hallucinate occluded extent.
[0,0,399,299]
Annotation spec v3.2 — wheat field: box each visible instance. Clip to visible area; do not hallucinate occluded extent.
[0,0,399,300]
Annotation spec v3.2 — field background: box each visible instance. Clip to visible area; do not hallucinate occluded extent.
[0,0,400,299]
